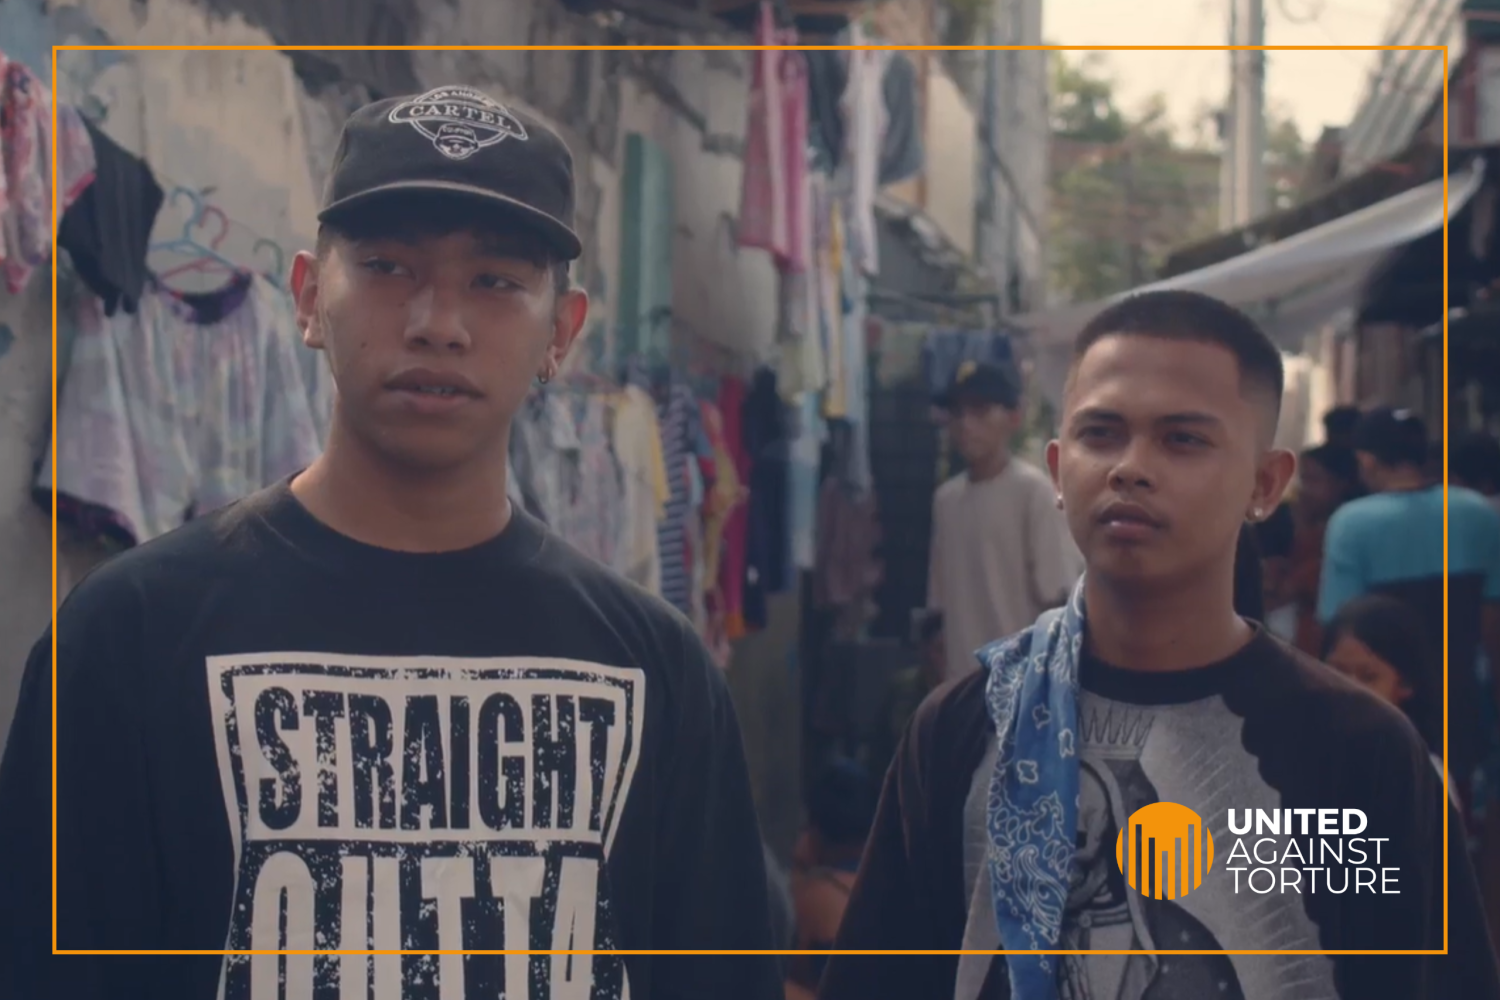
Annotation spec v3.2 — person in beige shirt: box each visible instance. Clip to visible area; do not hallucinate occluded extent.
[927,361,1082,681]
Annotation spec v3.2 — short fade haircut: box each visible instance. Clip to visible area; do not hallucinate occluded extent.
[1070,290,1284,428]
[315,194,570,296]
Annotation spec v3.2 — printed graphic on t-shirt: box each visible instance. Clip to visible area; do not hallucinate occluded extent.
[959,695,1341,1000]
[206,654,645,1000]
[1059,698,1337,1000]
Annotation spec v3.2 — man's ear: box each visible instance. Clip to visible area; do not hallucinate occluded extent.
[1251,448,1297,521]
[1046,438,1062,491]
[546,287,590,372]
[290,251,323,351]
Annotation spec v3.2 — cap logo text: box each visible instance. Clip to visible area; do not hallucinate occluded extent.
[388,87,528,161]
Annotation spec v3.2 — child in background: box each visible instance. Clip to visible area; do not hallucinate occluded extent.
[1322,594,1458,806]
[785,759,879,1000]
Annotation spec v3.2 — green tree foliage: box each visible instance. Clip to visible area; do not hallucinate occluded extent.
[1049,54,1220,302]
[1051,52,1127,143]
[1049,55,1308,303]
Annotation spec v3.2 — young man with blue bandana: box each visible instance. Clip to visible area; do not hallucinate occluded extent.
[819,291,1500,1000]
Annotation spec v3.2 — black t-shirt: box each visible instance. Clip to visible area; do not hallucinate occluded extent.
[56,118,164,316]
[0,482,781,1000]
[819,630,1500,1000]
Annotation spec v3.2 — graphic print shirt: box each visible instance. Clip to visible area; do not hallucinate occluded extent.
[0,482,781,1000]
[818,631,1500,1000]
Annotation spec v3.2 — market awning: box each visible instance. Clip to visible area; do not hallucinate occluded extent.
[1016,159,1488,366]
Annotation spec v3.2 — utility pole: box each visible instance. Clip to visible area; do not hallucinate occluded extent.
[1221,0,1267,228]
[977,13,999,288]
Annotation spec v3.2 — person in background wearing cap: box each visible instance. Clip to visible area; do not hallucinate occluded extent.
[926,360,1082,683]
[1320,406,1500,830]
[0,87,781,1000]
[820,291,1497,1000]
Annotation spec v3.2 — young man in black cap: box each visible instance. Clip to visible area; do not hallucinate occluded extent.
[820,291,1498,1000]
[1320,406,1500,823]
[927,360,1081,683]
[0,87,781,1000]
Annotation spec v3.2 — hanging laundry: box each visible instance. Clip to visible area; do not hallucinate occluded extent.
[1,57,51,294]
[718,376,752,639]
[699,396,746,667]
[780,42,811,274]
[509,391,581,531]
[610,383,670,594]
[741,368,793,631]
[838,24,891,278]
[559,392,625,569]
[736,2,810,273]
[57,117,165,316]
[775,164,827,400]
[806,48,924,186]
[686,434,709,634]
[55,105,97,224]
[878,54,924,186]
[787,391,826,572]
[39,273,325,546]
[813,422,884,640]
[821,202,848,418]
[838,260,874,496]
[656,379,713,618]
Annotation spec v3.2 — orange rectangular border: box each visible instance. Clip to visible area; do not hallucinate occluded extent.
[47,41,1451,959]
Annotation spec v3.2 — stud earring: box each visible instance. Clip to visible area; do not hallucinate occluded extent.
[1055,495,1065,510]
[1250,507,1264,521]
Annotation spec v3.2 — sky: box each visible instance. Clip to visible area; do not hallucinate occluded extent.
[1043,0,1404,145]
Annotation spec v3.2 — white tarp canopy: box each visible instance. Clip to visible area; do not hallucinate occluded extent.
[1020,160,1487,405]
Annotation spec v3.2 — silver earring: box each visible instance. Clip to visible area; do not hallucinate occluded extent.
[1055,495,1064,510]
[1250,507,1264,521]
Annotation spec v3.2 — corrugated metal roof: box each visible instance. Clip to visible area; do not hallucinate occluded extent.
[1339,0,1464,179]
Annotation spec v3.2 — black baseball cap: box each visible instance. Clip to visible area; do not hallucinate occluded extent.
[318,86,583,261]
[1354,406,1428,467]
[936,361,1021,410]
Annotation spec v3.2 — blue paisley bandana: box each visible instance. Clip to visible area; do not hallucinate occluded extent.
[974,577,1087,1000]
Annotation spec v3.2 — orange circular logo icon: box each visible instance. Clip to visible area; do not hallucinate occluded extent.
[1115,802,1214,900]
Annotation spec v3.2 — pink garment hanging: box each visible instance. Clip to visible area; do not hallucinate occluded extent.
[1,59,50,293]
[779,42,810,273]
[737,3,810,273]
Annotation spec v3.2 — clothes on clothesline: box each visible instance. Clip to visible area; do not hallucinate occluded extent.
[506,368,796,667]
[58,115,165,316]
[40,271,329,548]
[737,1,811,273]
[1,56,93,295]
[0,56,161,305]
[805,45,923,185]
[837,24,889,280]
